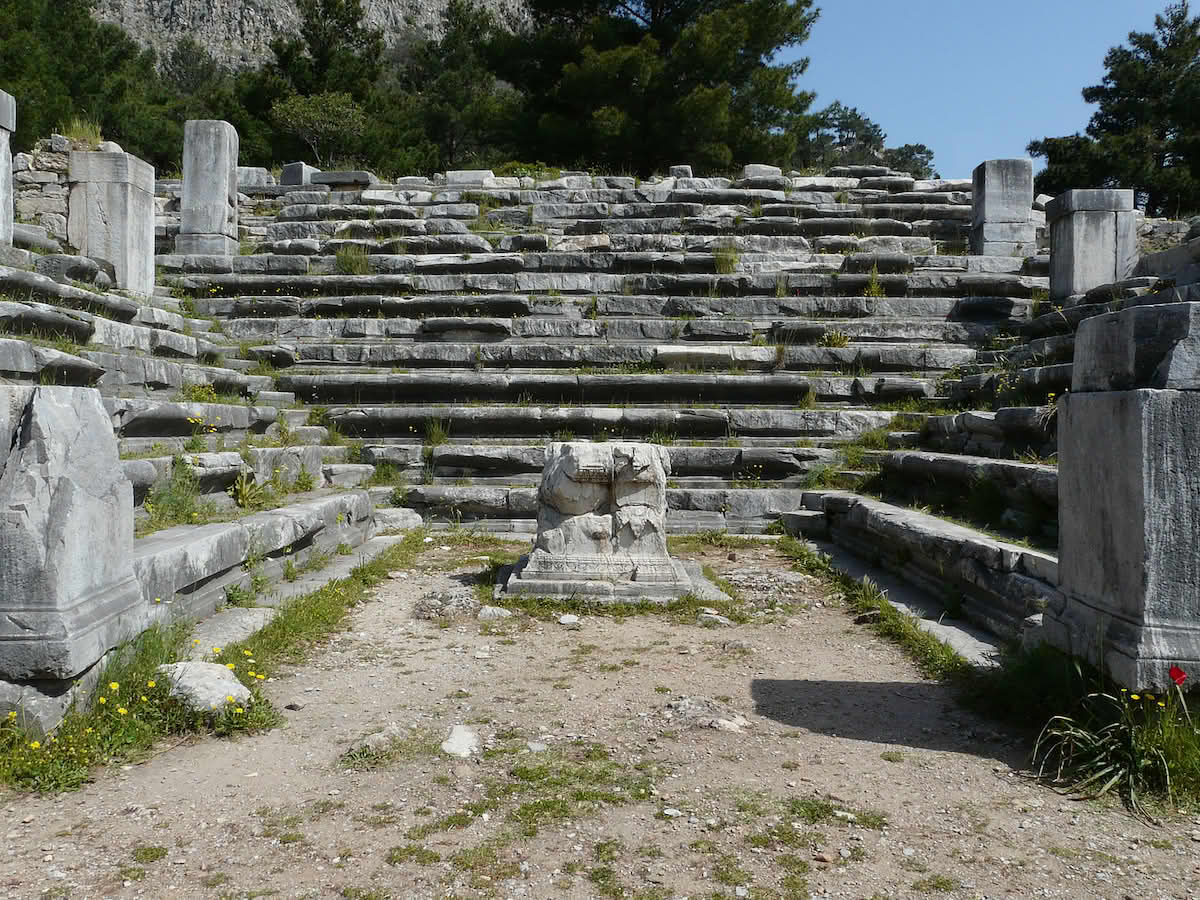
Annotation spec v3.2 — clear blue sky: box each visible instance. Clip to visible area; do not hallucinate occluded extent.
[780,1,1160,178]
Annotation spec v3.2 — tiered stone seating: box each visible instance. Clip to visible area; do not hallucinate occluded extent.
[147,165,1046,532]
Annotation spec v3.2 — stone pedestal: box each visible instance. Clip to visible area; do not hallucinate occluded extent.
[1046,301,1200,688]
[970,159,1035,257]
[0,386,141,682]
[281,161,320,186]
[177,120,238,256]
[1047,189,1137,301]
[502,442,694,602]
[0,90,14,246]
[67,151,155,295]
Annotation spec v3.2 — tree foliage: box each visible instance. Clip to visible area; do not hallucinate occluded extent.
[272,92,367,166]
[0,0,941,181]
[1029,1,1200,216]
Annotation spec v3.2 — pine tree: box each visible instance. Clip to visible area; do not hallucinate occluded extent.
[1029,2,1200,216]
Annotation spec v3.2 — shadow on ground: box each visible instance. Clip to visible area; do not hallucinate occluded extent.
[751,678,1028,766]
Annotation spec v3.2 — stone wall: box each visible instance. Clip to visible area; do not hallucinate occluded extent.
[13,136,71,242]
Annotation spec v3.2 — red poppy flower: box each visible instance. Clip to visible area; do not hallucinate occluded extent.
[1169,665,1187,686]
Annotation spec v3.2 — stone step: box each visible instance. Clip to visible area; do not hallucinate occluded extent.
[132,491,375,635]
[194,292,1027,323]
[369,442,839,479]
[399,483,807,533]
[790,491,1056,643]
[921,407,1056,460]
[876,449,1058,539]
[258,534,409,607]
[253,341,975,374]
[171,269,1046,301]
[275,370,937,405]
[219,313,986,345]
[323,404,902,440]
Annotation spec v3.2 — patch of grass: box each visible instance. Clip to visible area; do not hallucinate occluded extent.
[424,418,450,446]
[0,623,276,793]
[335,244,372,275]
[912,874,959,893]
[713,241,740,275]
[817,329,850,348]
[59,117,103,145]
[339,726,441,771]
[137,456,219,536]
[880,750,905,763]
[131,845,167,863]
[863,264,886,298]
[386,844,440,865]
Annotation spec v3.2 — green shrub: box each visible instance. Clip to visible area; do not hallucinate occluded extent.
[863,264,886,298]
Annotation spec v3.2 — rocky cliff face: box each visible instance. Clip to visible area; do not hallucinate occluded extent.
[92,0,528,69]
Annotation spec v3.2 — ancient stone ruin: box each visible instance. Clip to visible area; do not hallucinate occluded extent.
[1,100,1199,730]
[501,442,695,601]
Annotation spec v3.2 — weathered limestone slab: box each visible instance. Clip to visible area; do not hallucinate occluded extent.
[502,442,693,601]
[177,120,238,256]
[0,90,13,246]
[68,151,155,295]
[1047,390,1200,688]
[1073,302,1200,391]
[1047,189,1137,301]
[970,159,1034,256]
[0,386,141,681]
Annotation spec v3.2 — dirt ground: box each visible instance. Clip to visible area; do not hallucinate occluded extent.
[3,537,1200,900]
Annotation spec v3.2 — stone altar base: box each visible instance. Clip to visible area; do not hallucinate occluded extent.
[501,441,698,602]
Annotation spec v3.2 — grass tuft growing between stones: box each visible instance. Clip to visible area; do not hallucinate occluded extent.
[335,244,372,275]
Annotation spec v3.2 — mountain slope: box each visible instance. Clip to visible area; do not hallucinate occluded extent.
[92,0,528,68]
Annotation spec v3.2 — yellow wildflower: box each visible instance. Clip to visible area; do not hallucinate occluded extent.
[226,695,235,703]
[1131,694,1141,700]
[1158,701,1167,708]
[109,682,119,691]
[243,650,252,656]
[225,663,235,670]
[141,695,148,702]
[117,707,128,715]
[235,707,244,714]
[147,680,156,688]
[98,696,107,704]
[212,647,222,653]
[30,741,40,750]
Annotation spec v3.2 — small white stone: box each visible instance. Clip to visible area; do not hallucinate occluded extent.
[559,614,580,626]
[662,808,683,818]
[440,724,480,758]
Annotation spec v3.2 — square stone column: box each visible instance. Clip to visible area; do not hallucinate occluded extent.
[67,151,155,295]
[1046,189,1137,302]
[0,90,14,246]
[0,386,142,683]
[177,120,238,256]
[970,159,1035,256]
[1044,301,1200,688]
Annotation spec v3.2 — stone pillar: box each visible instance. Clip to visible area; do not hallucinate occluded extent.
[970,158,1035,256]
[67,151,155,295]
[176,120,238,255]
[0,90,14,246]
[1046,189,1138,302]
[1044,301,1200,688]
[0,386,142,684]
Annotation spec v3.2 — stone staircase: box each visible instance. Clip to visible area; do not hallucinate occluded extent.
[139,165,1044,533]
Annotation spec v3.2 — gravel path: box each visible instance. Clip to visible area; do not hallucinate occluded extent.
[2,539,1199,900]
